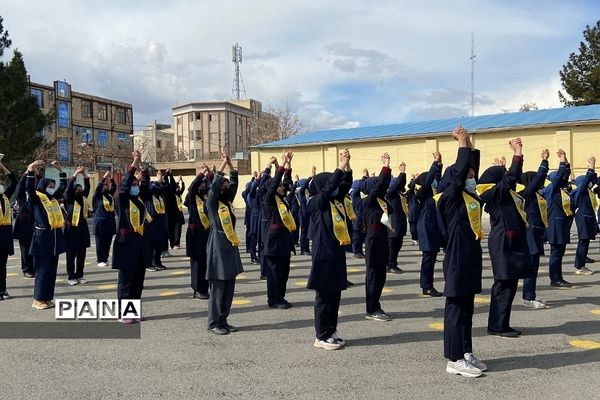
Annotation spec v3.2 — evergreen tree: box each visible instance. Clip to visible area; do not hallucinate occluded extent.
[0,15,53,173]
[559,20,600,106]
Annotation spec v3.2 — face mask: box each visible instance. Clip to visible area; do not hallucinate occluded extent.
[46,187,56,196]
[431,179,438,190]
[464,178,476,193]
[589,182,594,189]
[130,186,140,196]
[0,185,4,195]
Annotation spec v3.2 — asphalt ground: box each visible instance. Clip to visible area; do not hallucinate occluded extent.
[1,215,600,400]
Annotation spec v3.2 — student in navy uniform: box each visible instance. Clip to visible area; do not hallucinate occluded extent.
[415,152,443,297]
[541,149,574,288]
[145,169,169,271]
[308,149,352,350]
[478,138,531,337]
[407,174,419,243]
[571,156,598,275]
[247,171,262,264]
[437,125,487,378]
[0,160,18,300]
[241,172,257,254]
[166,171,185,250]
[64,166,91,286]
[112,151,149,324]
[386,162,408,273]
[263,150,296,309]
[287,174,301,248]
[26,159,68,310]
[351,170,368,259]
[362,153,393,322]
[13,172,35,278]
[518,149,550,309]
[298,169,314,255]
[93,170,117,267]
[205,150,243,335]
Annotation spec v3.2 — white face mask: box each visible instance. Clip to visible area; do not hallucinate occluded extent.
[431,179,438,190]
[46,187,56,196]
[0,185,4,195]
[465,178,476,193]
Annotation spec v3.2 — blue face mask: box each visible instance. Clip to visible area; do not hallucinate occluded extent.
[465,178,476,193]
[432,179,438,190]
[331,188,339,198]
[130,186,140,196]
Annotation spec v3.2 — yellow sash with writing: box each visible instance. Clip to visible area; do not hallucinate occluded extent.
[509,190,528,226]
[129,200,144,235]
[330,201,351,245]
[35,191,64,229]
[218,201,240,246]
[195,195,210,229]
[153,196,165,214]
[376,198,389,219]
[344,197,356,221]
[462,192,483,240]
[589,189,598,211]
[72,201,82,226]
[0,195,11,226]
[176,195,183,212]
[275,196,297,232]
[535,192,548,228]
[560,188,573,217]
[103,195,114,212]
[400,194,409,215]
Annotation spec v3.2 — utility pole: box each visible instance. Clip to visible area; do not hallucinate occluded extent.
[232,43,247,100]
[470,33,476,117]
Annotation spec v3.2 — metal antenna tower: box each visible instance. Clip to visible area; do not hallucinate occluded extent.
[232,43,247,100]
[469,33,476,117]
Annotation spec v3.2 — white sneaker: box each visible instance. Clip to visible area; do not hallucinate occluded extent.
[97,262,108,268]
[464,353,487,372]
[446,359,482,378]
[522,299,547,309]
[331,331,345,347]
[313,337,342,350]
[575,266,594,275]
[67,279,78,286]
[77,278,87,284]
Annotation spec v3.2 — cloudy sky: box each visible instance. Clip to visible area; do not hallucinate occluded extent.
[1,0,599,132]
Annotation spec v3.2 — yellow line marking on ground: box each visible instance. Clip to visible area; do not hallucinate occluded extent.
[159,291,179,297]
[232,298,252,305]
[170,270,188,276]
[97,284,117,290]
[7,272,18,277]
[590,309,600,315]
[429,322,444,331]
[348,268,362,273]
[517,281,523,288]
[569,339,600,349]
[294,280,308,287]
[474,295,491,304]
[382,288,392,294]
[236,274,247,280]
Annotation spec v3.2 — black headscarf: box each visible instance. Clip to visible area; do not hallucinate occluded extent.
[519,171,537,188]
[437,165,457,193]
[478,166,506,185]
[308,172,332,196]
[360,176,379,195]
[36,178,55,193]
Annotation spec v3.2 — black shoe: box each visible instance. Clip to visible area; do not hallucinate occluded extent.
[23,273,34,279]
[422,287,443,297]
[0,294,4,301]
[193,291,209,300]
[487,329,520,338]
[353,253,365,259]
[300,251,311,256]
[146,266,159,272]
[282,300,293,308]
[224,324,239,333]
[157,264,167,270]
[268,301,292,310]
[387,266,403,274]
[260,275,267,280]
[209,327,230,335]
[550,280,573,288]
[507,327,522,336]
[250,258,260,264]
[365,310,392,322]
[586,257,595,264]
[346,280,355,287]
[0,291,11,300]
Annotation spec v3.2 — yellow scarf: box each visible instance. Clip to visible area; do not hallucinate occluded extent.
[72,201,83,226]
[218,201,240,246]
[463,192,483,240]
[129,200,144,235]
[0,194,11,226]
[103,195,114,212]
[275,196,297,232]
[400,194,409,215]
[35,191,65,229]
[588,189,598,211]
[195,195,210,229]
[535,192,548,228]
[330,201,351,245]
[509,190,528,226]
[376,198,389,219]
[344,197,356,221]
[153,195,165,214]
[560,188,573,217]
[176,195,183,212]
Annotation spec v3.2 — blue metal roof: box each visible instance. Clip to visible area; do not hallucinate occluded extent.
[257,104,600,148]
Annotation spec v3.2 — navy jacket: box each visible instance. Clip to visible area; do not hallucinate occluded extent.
[519,160,549,255]
[0,173,18,255]
[93,179,117,238]
[13,173,35,240]
[386,173,408,238]
[572,169,598,240]
[542,162,572,245]
[64,177,91,250]
[185,173,210,261]
[262,167,295,258]
[416,161,443,252]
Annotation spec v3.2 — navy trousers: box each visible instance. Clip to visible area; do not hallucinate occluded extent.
[488,279,518,332]
[314,290,341,340]
[33,255,59,301]
[444,295,474,361]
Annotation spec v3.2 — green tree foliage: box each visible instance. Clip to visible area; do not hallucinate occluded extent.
[0,16,53,173]
[559,20,600,106]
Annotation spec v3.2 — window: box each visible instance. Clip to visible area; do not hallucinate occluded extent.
[97,130,108,148]
[75,126,93,143]
[56,81,70,98]
[195,112,201,120]
[118,132,130,148]
[157,140,162,149]
[81,101,92,118]
[31,88,43,108]
[193,130,202,140]
[176,116,182,125]
[98,104,108,120]
[57,101,70,128]
[116,108,126,124]
[57,138,70,162]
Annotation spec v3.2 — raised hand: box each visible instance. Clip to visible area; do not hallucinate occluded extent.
[588,156,596,169]
[398,162,406,173]
[132,150,141,161]
[75,165,85,175]
[27,160,45,173]
[381,152,391,167]
[363,168,369,177]
[51,160,63,172]
[452,124,468,141]
[541,149,550,160]
[500,156,507,166]
[509,138,522,152]
[433,151,442,163]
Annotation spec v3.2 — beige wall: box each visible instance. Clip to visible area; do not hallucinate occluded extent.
[252,124,600,180]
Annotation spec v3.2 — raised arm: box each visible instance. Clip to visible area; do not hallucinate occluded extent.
[444,125,472,199]
[522,149,549,198]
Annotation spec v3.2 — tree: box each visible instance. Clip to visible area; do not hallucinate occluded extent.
[519,102,539,112]
[559,20,600,106]
[0,16,53,173]
[251,100,304,145]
